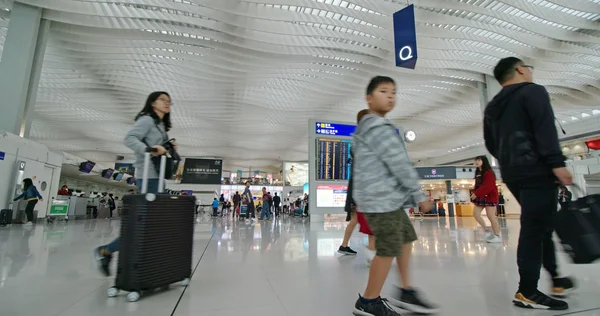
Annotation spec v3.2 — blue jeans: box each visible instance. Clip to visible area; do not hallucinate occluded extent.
[104,179,160,254]
[260,202,271,220]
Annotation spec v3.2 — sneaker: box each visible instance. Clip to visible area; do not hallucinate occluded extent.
[481,231,492,241]
[486,235,502,243]
[338,246,358,255]
[552,277,575,298]
[94,247,113,277]
[388,288,439,314]
[513,290,568,310]
[23,222,33,228]
[353,296,401,316]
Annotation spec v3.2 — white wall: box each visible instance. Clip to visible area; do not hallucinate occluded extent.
[0,133,63,218]
[500,183,521,215]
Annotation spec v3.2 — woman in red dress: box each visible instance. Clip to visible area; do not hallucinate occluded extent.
[471,156,502,243]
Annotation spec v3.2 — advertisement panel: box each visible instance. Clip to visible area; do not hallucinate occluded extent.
[114,163,135,176]
[284,162,308,187]
[179,158,223,184]
[316,184,348,208]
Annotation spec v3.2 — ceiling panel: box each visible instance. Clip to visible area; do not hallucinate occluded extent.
[0,0,598,170]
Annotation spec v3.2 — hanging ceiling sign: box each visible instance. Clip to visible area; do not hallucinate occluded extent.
[393,4,418,69]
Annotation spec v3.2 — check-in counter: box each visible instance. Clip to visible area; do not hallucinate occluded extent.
[455,204,474,217]
[68,196,88,218]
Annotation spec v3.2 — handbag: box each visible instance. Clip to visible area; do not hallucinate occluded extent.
[554,186,600,264]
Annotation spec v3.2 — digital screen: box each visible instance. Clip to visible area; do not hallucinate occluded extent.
[113,173,124,181]
[102,169,115,179]
[315,122,357,137]
[316,184,348,208]
[127,177,136,185]
[79,161,95,173]
[317,138,352,180]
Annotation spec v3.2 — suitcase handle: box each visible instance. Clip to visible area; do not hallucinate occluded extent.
[141,151,167,194]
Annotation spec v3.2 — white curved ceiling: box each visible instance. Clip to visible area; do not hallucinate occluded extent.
[0,0,599,171]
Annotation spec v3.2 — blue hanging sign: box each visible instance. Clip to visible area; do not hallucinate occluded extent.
[0,151,5,161]
[315,122,356,137]
[316,122,400,137]
[393,5,418,69]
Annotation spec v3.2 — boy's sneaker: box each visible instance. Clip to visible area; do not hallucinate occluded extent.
[94,247,113,277]
[552,277,575,298]
[338,246,358,255]
[513,290,568,310]
[353,296,401,316]
[388,288,439,314]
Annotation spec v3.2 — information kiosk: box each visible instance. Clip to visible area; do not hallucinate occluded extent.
[308,120,366,222]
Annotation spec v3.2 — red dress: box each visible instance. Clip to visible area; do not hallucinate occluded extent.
[473,170,499,207]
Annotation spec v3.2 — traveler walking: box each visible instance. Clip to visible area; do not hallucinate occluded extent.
[94,91,176,277]
[352,76,437,316]
[471,156,502,243]
[484,57,574,310]
[273,193,281,217]
[12,178,42,227]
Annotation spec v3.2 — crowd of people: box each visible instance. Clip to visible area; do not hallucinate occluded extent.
[85,55,580,316]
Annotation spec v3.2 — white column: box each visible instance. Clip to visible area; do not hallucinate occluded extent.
[0,2,48,136]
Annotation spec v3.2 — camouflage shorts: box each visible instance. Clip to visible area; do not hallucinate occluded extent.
[364,209,417,257]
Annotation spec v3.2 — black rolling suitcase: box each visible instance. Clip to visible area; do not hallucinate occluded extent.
[555,188,600,264]
[0,205,13,226]
[108,153,195,302]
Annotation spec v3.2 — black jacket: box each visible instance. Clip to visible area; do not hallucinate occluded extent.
[484,82,565,185]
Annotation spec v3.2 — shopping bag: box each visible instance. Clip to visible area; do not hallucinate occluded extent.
[555,190,600,264]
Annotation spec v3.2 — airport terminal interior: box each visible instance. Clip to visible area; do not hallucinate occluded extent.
[1,0,600,315]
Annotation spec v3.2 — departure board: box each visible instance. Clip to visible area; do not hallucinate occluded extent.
[317,138,352,180]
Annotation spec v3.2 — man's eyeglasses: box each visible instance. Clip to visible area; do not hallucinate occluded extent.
[519,65,534,72]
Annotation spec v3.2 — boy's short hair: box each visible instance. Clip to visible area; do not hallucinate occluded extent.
[357,109,370,124]
[366,76,395,95]
[494,57,522,84]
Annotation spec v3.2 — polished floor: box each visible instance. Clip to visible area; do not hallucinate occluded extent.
[0,215,599,316]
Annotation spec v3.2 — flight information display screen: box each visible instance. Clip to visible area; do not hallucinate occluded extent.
[317,138,352,181]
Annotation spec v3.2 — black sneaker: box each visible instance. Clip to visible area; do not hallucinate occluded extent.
[388,288,439,314]
[94,247,113,277]
[551,277,575,298]
[338,246,358,255]
[513,290,568,310]
[353,296,401,316]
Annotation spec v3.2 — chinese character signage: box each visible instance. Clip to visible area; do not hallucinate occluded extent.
[180,158,223,184]
[315,122,357,137]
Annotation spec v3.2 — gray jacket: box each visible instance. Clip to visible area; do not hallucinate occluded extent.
[352,114,425,213]
[124,115,168,179]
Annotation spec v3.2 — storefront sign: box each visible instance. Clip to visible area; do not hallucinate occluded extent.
[393,5,418,69]
[416,167,456,179]
[180,159,223,184]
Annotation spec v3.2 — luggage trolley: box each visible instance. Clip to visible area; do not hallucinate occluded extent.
[47,198,70,223]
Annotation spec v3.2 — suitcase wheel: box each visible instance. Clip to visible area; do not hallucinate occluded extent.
[107,287,119,298]
[181,278,190,286]
[127,291,140,302]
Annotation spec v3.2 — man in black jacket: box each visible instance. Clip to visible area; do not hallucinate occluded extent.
[484,57,574,311]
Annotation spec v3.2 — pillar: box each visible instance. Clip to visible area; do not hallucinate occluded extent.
[446,180,454,217]
[477,75,503,166]
[0,2,48,136]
